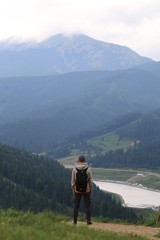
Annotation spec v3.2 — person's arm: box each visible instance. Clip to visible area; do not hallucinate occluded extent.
[88,168,93,195]
[71,168,76,194]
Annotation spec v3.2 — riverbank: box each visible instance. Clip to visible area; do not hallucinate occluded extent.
[94,180,160,209]
[62,162,160,191]
[59,159,160,209]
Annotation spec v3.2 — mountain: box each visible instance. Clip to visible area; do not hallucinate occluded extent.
[0,33,153,77]
[0,62,160,152]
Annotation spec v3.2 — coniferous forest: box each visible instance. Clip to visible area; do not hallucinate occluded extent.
[0,144,138,222]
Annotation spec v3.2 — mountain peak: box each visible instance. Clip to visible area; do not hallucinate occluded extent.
[0,33,153,77]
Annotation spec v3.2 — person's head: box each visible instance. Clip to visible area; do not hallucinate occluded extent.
[78,155,86,162]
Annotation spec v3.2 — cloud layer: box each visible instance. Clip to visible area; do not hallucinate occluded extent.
[0,0,160,60]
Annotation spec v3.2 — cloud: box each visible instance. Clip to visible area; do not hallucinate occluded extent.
[0,0,160,60]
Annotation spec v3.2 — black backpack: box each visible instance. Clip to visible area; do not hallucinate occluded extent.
[75,168,88,192]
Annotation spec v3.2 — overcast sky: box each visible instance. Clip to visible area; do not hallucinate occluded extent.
[0,0,160,60]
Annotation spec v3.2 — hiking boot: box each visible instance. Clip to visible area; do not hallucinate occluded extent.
[73,221,77,225]
[87,221,93,225]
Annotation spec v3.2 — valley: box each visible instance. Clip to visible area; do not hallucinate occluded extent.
[1,2,160,238]
[0,32,160,239]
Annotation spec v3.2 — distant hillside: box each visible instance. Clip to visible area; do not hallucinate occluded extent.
[48,109,160,170]
[0,63,160,152]
[85,109,160,169]
[48,112,142,158]
[0,33,153,77]
[0,144,137,221]
[137,61,160,78]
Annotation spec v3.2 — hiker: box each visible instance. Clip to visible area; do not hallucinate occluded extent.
[71,155,93,225]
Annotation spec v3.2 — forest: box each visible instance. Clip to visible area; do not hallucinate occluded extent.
[0,144,138,222]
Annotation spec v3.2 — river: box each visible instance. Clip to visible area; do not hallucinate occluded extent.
[94,180,160,209]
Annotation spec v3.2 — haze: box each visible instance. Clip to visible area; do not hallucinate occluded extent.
[0,0,160,60]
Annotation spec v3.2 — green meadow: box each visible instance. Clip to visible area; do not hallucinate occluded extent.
[87,133,131,154]
[92,168,138,181]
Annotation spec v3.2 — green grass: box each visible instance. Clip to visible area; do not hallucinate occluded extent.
[58,155,79,166]
[0,209,148,240]
[92,168,138,181]
[155,233,160,238]
[133,175,160,190]
[58,133,132,162]
[88,133,131,154]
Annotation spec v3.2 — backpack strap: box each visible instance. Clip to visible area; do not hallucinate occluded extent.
[76,167,88,172]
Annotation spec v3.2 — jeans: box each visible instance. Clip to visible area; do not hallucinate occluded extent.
[73,192,91,222]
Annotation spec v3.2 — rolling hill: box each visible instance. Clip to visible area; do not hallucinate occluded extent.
[0,62,160,152]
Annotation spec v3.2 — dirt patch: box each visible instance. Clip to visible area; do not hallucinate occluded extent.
[76,221,160,239]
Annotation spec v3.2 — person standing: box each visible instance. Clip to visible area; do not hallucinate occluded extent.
[71,155,93,224]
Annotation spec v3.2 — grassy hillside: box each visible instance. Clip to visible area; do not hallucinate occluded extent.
[87,109,160,169]
[56,109,160,171]
[87,132,131,154]
[51,112,141,159]
[87,133,132,153]
[0,209,149,240]
[73,109,160,157]
[92,168,138,181]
